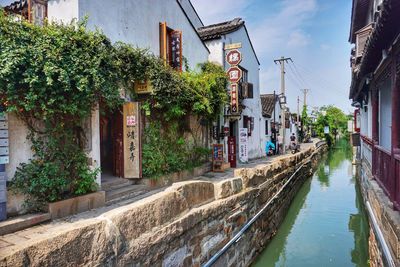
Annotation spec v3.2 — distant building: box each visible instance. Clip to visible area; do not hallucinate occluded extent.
[349,0,400,265]
[198,18,262,163]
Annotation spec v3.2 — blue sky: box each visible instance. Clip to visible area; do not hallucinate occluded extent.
[0,0,353,113]
[192,0,353,113]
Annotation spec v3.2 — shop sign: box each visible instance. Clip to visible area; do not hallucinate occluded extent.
[228,136,236,168]
[227,66,242,83]
[226,49,242,66]
[171,30,183,71]
[224,43,242,50]
[123,102,142,179]
[324,126,330,134]
[212,126,219,140]
[230,83,239,114]
[239,128,248,163]
[212,144,224,172]
[134,79,153,94]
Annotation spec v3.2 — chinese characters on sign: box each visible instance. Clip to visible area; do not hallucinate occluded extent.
[239,128,248,163]
[227,66,242,83]
[226,49,242,115]
[123,102,141,179]
[171,31,182,71]
[226,49,242,66]
[230,83,239,113]
[134,79,153,94]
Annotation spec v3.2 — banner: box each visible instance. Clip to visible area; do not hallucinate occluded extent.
[239,128,248,163]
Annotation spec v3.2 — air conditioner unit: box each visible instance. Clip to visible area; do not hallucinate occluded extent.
[239,82,254,99]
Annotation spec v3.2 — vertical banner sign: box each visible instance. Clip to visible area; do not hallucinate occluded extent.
[0,106,8,221]
[231,83,239,114]
[239,128,248,163]
[228,136,236,168]
[171,30,182,71]
[123,102,142,179]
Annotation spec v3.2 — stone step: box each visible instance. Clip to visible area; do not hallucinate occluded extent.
[105,184,147,203]
[101,178,132,191]
[0,213,51,236]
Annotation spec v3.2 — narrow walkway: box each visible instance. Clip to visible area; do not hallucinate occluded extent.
[0,141,317,255]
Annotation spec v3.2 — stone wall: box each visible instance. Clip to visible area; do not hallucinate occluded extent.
[0,144,326,267]
[358,160,400,267]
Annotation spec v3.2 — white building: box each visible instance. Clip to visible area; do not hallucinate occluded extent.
[4,0,210,207]
[197,18,263,162]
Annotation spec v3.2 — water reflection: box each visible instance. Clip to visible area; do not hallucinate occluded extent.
[253,140,369,267]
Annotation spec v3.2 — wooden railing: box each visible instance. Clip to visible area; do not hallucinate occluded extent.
[395,154,400,210]
[374,145,395,201]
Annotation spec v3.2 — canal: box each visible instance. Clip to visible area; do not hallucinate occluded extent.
[253,139,370,267]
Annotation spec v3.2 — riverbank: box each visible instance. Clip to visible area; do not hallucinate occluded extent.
[0,140,327,267]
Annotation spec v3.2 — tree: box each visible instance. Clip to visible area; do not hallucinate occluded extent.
[314,105,348,145]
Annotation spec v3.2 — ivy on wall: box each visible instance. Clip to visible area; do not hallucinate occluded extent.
[0,10,227,208]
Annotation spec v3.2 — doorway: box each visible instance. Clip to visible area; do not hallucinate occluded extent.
[100,107,124,180]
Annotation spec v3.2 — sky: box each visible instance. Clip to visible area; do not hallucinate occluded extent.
[0,0,353,113]
[191,0,353,114]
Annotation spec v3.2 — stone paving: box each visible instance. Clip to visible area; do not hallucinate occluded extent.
[0,141,317,257]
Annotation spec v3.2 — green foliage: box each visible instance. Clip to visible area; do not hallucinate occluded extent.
[142,122,210,178]
[0,10,227,204]
[314,105,349,145]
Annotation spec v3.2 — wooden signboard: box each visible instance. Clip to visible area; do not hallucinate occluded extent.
[212,144,224,172]
[123,102,142,179]
[228,136,236,168]
[134,80,153,94]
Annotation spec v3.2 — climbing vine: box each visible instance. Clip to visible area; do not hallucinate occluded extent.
[0,10,227,208]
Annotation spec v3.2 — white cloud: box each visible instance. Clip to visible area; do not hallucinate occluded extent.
[191,0,253,25]
[287,30,310,48]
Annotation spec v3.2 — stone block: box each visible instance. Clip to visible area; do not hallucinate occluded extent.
[214,180,233,199]
[48,191,105,220]
[171,181,215,208]
[0,213,51,236]
[109,190,188,240]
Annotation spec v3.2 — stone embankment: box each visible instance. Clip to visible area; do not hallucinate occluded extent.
[0,142,327,267]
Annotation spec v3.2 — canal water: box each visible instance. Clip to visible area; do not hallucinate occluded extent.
[253,140,369,267]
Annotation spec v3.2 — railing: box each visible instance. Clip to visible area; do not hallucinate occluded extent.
[374,145,395,200]
[395,154,400,209]
[360,135,373,168]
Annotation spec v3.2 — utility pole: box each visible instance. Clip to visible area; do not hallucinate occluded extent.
[274,56,291,154]
[297,96,300,124]
[301,89,310,107]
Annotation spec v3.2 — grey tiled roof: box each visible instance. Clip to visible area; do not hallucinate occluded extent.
[3,0,28,12]
[197,18,244,40]
[260,94,278,118]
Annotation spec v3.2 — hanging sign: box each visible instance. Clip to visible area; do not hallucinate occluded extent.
[224,43,242,50]
[324,126,330,134]
[170,30,183,71]
[134,79,153,94]
[226,49,242,66]
[230,83,239,114]
[239,128,248,163]
[227,66,242,83]
[123,102,142,179]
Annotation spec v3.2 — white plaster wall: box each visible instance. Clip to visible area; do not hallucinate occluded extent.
[47,0,79,24]
[360,105,368,136]
[48,0,209,69]
[205,40,224,65]
[379,79,392,150]
[5,114,33,181]
[88,106,101,186]
[367,91,373,138]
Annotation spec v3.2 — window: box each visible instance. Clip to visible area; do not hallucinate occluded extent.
[239,66,248,83]
[243,116,253,136]
[160,22,182,71]
[265,120,269,135]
